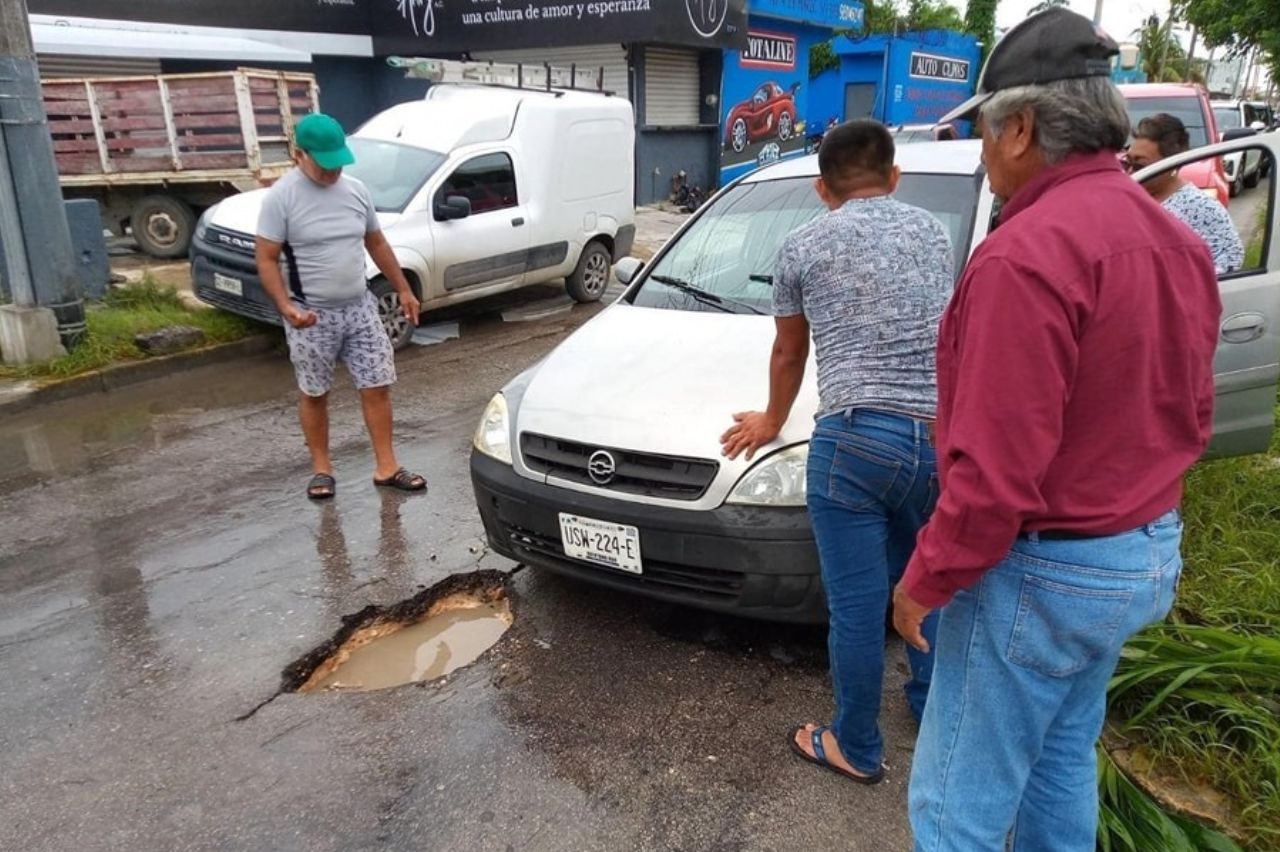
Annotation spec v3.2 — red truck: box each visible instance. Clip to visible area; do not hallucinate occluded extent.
[1119,83,1230,207]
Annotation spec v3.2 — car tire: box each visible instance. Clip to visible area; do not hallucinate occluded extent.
[778,111,794,141]
[1230,172,1243,198]
[1245,167,1261,189]
[130,194,196,259]
[731,118,748,153]
[566,241,612,303]
[370,277,416,352]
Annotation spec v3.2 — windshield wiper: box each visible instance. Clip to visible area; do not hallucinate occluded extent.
[748,273,773,285]
[649,274,765,316]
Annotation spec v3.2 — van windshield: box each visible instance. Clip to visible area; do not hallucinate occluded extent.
[1213,108,1242,130]
[346,139,446,212]
[630,173,978,316]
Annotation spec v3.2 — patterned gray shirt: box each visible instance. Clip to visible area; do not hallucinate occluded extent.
[773,196,954,419]
[1162,183,1245,275]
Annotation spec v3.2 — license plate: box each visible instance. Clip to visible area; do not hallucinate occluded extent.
[213,273,243,296]
[558,513,642,575]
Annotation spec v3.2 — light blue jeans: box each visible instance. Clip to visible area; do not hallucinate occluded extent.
[909,510,1183,851]
[807,408,939,775]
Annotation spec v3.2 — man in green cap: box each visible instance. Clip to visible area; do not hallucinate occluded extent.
[256,113,426,500]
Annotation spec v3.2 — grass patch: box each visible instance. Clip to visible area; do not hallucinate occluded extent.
[0,278,262,381]
[1103,402,1280,849]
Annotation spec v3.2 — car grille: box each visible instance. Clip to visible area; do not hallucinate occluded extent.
[520,433,719,501]
[505,523,745,600]
[194,281,281,324]
[206,226,258,258]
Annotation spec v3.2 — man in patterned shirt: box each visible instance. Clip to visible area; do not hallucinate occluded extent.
[1127,113,1245,274]
[720,119,954,784]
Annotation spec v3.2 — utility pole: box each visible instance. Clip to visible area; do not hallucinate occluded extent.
[0,0,84,363]
[1184,26,1197,83]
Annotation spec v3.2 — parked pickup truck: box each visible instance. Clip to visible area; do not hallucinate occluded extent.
[44,68,319,258]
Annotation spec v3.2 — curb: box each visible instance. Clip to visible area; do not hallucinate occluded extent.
[0,334,280,417]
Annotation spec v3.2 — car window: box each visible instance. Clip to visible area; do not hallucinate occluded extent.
[1214,108,1242,130]
[630,173,978,315]
[1125,96,1209,148]
[437,153,517,215]
[344,139,446,212]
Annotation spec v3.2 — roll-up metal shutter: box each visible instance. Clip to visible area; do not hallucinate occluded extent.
[471,44,629,98]
[643,47,700,127]
[38,55,162,79]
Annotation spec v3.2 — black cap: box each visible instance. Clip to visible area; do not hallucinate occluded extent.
[939,7,1119,125]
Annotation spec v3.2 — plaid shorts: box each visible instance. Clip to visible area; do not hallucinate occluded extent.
[284,291,396,397]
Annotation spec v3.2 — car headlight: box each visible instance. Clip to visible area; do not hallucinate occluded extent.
[195,207,213,242]
[473,393,512,464]
[727,443,808,506]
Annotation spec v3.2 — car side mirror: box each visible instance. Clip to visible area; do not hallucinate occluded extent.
[434,195,471,221]
[1249,121,1266,131]
[1223,127,1258,142]
[614,256,644,286]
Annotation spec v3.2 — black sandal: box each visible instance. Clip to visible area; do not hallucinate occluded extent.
[373,467,427,492]
[307,473,336,500]
[788,725,885,785]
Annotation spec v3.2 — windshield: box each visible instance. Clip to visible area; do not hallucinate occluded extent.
[345,138,446,212]
[1213,107,1242,130]
[1124,96,1209,147]
[631,173,978,315]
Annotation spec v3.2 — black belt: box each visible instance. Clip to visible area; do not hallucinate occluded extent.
[1019,529,1105,541]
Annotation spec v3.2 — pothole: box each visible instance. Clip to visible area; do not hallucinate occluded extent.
[282,570,512,694]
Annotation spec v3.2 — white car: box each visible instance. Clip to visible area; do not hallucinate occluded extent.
[471,137,1280,622]
[1213,101,1269,197]
[190,83,636,349]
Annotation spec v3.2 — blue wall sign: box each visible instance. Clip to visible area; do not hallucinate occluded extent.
[748,0,864,30]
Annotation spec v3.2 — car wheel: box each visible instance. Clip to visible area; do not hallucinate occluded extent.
[778,111,793,141]
[1245,167,1261,189]
[130,194,195,259]
[1230,172,1243,198]
[370,277,415,351]
[731,118,748,153]
[566,241,612,303]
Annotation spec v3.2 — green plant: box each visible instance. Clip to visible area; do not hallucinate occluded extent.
[1098,746,1245,852]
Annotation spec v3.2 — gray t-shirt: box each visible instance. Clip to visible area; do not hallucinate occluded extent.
[773,195,954,420]
[256,169,380,308]
[1162,183,1245,275]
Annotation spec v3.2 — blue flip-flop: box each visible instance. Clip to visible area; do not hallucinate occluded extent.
[788,724,885,785]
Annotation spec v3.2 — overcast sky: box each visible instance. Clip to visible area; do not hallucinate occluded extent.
[943,0,1199,51]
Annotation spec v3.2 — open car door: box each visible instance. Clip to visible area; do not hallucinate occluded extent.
[1136,133,1280,457]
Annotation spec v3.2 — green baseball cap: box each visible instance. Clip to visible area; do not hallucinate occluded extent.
[294,113,355,170]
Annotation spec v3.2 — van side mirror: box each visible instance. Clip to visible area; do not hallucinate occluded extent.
[434,195,472,221]
[614,256,644,286]
[1223,127,1259,142]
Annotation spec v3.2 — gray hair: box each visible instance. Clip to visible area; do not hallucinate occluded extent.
[980,76,1130,165]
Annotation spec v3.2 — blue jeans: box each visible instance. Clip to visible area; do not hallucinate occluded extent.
[806,408,940,775]
[909,510,1184,851]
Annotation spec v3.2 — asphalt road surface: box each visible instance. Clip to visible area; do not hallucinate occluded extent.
[0,287,920,852]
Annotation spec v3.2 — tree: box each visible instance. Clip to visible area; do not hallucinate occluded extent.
[1182,0,1280,84]
[965,0,999,63]
[1027,0,1068,16]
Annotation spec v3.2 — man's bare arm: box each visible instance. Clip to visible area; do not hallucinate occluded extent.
[365,230,420,326]
[255,237,315,329]
[720,315,810,461]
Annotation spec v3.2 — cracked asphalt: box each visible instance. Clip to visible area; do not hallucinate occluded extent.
[0,285,919,851]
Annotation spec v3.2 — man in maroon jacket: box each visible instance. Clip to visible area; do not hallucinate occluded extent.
[891,9,1222,851]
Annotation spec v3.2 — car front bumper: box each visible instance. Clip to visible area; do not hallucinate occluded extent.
[471,452,825,623]
[190,237,282,326]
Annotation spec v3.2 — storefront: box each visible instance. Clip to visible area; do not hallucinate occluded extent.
[719,0,862,185]
[807,30,980,135]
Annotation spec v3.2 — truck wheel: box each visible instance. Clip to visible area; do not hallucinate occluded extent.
[370,277,416,352]
[566,242,612,303]
[131,195,196,259]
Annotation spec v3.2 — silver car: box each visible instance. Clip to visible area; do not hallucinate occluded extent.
[471,136,1280,622]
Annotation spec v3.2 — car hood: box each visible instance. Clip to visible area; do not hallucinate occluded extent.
[513,303,819,509]
[206,188,403,236]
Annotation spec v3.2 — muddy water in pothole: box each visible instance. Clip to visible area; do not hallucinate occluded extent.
[305,600,511,692]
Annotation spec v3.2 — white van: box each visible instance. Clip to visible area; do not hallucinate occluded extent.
[190,72,636,348]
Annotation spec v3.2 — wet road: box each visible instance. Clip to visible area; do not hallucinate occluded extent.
[0,290,918,852]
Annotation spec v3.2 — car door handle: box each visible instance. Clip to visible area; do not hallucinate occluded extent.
[1221,312,1267,344]
[511,217,525,227]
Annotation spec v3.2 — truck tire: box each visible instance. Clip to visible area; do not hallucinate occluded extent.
[566,241,612,303]
[370,277,416,352]
[131,194,196,259]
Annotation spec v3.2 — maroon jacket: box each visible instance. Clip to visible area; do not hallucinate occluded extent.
[902,151,1221,608]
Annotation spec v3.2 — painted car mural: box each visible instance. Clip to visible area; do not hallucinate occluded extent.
[725,81,801,153]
